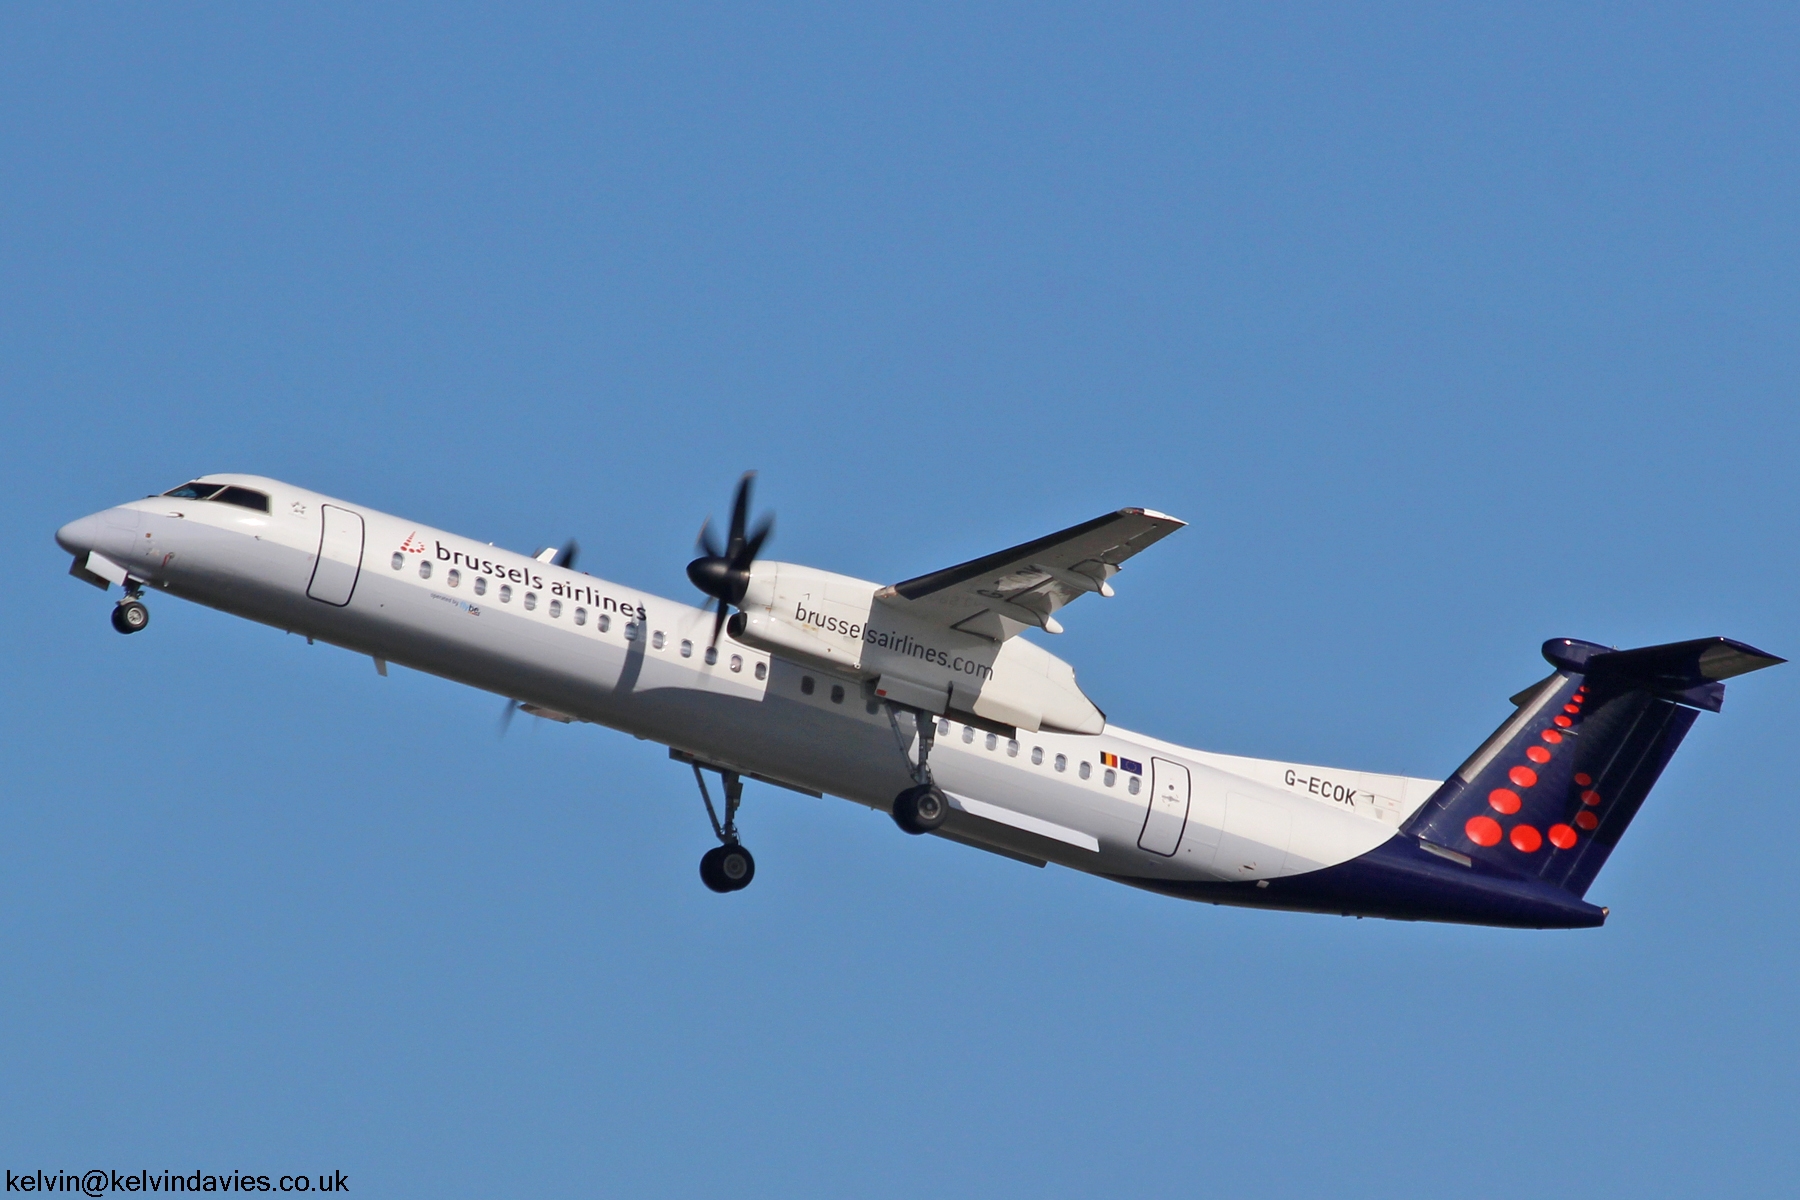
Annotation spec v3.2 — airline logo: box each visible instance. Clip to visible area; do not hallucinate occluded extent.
[1101,752,1142,775]
[399,532,426,554]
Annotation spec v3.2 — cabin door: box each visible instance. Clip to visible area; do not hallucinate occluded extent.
[306,504,365,607]
[1137,757,1191,856]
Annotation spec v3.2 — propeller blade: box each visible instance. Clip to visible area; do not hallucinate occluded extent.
[738,516,773,568]
[727,471,754,558]
[499,698,520,737]
[552,539,579,570]
[696,517,722,560]
[711,603,728,648]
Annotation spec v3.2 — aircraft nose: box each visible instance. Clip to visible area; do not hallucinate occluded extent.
[56,513,105,556]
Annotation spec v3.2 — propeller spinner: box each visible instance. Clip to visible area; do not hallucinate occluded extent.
[686,472,773,647]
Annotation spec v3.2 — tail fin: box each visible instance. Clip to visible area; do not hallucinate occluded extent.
[1403,636,1783,897]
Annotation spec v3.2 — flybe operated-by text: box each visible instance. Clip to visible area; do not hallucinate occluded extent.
[55,473,1782,927]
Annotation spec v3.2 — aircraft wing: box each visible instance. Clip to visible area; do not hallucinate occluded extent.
[875,508,1185,641]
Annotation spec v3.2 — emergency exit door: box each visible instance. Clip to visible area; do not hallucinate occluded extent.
[1137,757,1191,856]
[306,504,365,607]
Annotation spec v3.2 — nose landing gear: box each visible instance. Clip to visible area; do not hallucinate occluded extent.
[111,588,149,635]
[692,765,755,893]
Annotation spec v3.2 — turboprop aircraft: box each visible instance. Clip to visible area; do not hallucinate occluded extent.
[55,473,1782,927]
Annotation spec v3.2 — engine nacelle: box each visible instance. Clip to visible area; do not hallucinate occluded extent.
[730,562,1105,734]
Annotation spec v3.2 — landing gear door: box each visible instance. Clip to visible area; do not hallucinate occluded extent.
[1137,757,1191,856]
[307,504,365,607]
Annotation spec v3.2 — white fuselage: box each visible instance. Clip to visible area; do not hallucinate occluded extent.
[58,476,1446,898]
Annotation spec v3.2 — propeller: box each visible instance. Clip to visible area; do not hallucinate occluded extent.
[499,698,521,737]
[686,471,773,647]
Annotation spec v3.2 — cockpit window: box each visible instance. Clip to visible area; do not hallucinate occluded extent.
[213,486,270,512]
[160,482,271,512]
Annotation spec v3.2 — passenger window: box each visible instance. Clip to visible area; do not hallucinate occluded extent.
[1031,747,1044,766]
[391,553,404,570]
[830,684,844,703]
[937,719,951,737]
[1054,754,1067,772]
[704,646,718,665]
[499,584,512,603]
[624,621,638,640]
[213,486,270,512]
[1078,761,1091,780]
[524,592,537,611]
[419,561,432,579]
[681,639,693,658]
[1128,776,1141,795]
[574,607,586,625]
[730,654,743,673]
[866,700,880,715]
[1007,740,1019,758]
[1104,769,1116,787]
[162,482,222,500]
[985,733,997,751]
[598,613,611,632]
[474,577,487,596]
[652,631,664,649]
[961,726,974,744]
[801,676,815,695]
[548,599,561,618]
[754,661,766,680]
[447,569,460,587]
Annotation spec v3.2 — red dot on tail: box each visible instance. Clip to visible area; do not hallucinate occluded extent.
[1576,810,1599,831]
[1564,704,1580,714]
[1574,773,1592,786]
[1511,824,1543,853]
[1541,730,1563,744]
[1549,824,1578,850]
[1526,745,1552,764]
[1555,716,1572,728]
[1509,765,1539,788]
[1466,816,1502,847]
[1581,790,1602,806]
[1489,788,1522,815]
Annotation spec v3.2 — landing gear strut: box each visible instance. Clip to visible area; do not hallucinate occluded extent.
[886,705,948,835]
[111,584,149,635]
[692,765,755,893]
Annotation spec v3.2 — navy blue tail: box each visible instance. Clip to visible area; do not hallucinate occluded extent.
[1403,636,1782,898]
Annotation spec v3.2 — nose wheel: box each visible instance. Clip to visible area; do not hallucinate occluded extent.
[111,597,149,634]
[692,765,755,893]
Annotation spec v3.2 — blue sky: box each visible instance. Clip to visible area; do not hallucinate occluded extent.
[3,4,1796,1196]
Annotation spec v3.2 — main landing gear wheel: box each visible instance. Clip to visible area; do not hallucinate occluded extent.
[891,783,948,835]
[700,844,756,893]
[692,765,756,894]
[111,599,149,634]
[884,704,948,835]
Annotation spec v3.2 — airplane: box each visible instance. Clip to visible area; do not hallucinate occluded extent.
[54,472,1782,928]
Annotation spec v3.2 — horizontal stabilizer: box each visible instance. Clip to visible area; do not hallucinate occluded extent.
[1542,636,1784,712]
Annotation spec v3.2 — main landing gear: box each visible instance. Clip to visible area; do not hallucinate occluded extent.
[111,585,149,635]
[692,765,756,893]
[886,705,948,836]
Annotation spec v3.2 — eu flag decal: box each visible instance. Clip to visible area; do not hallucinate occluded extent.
[1101,753,1142,775]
